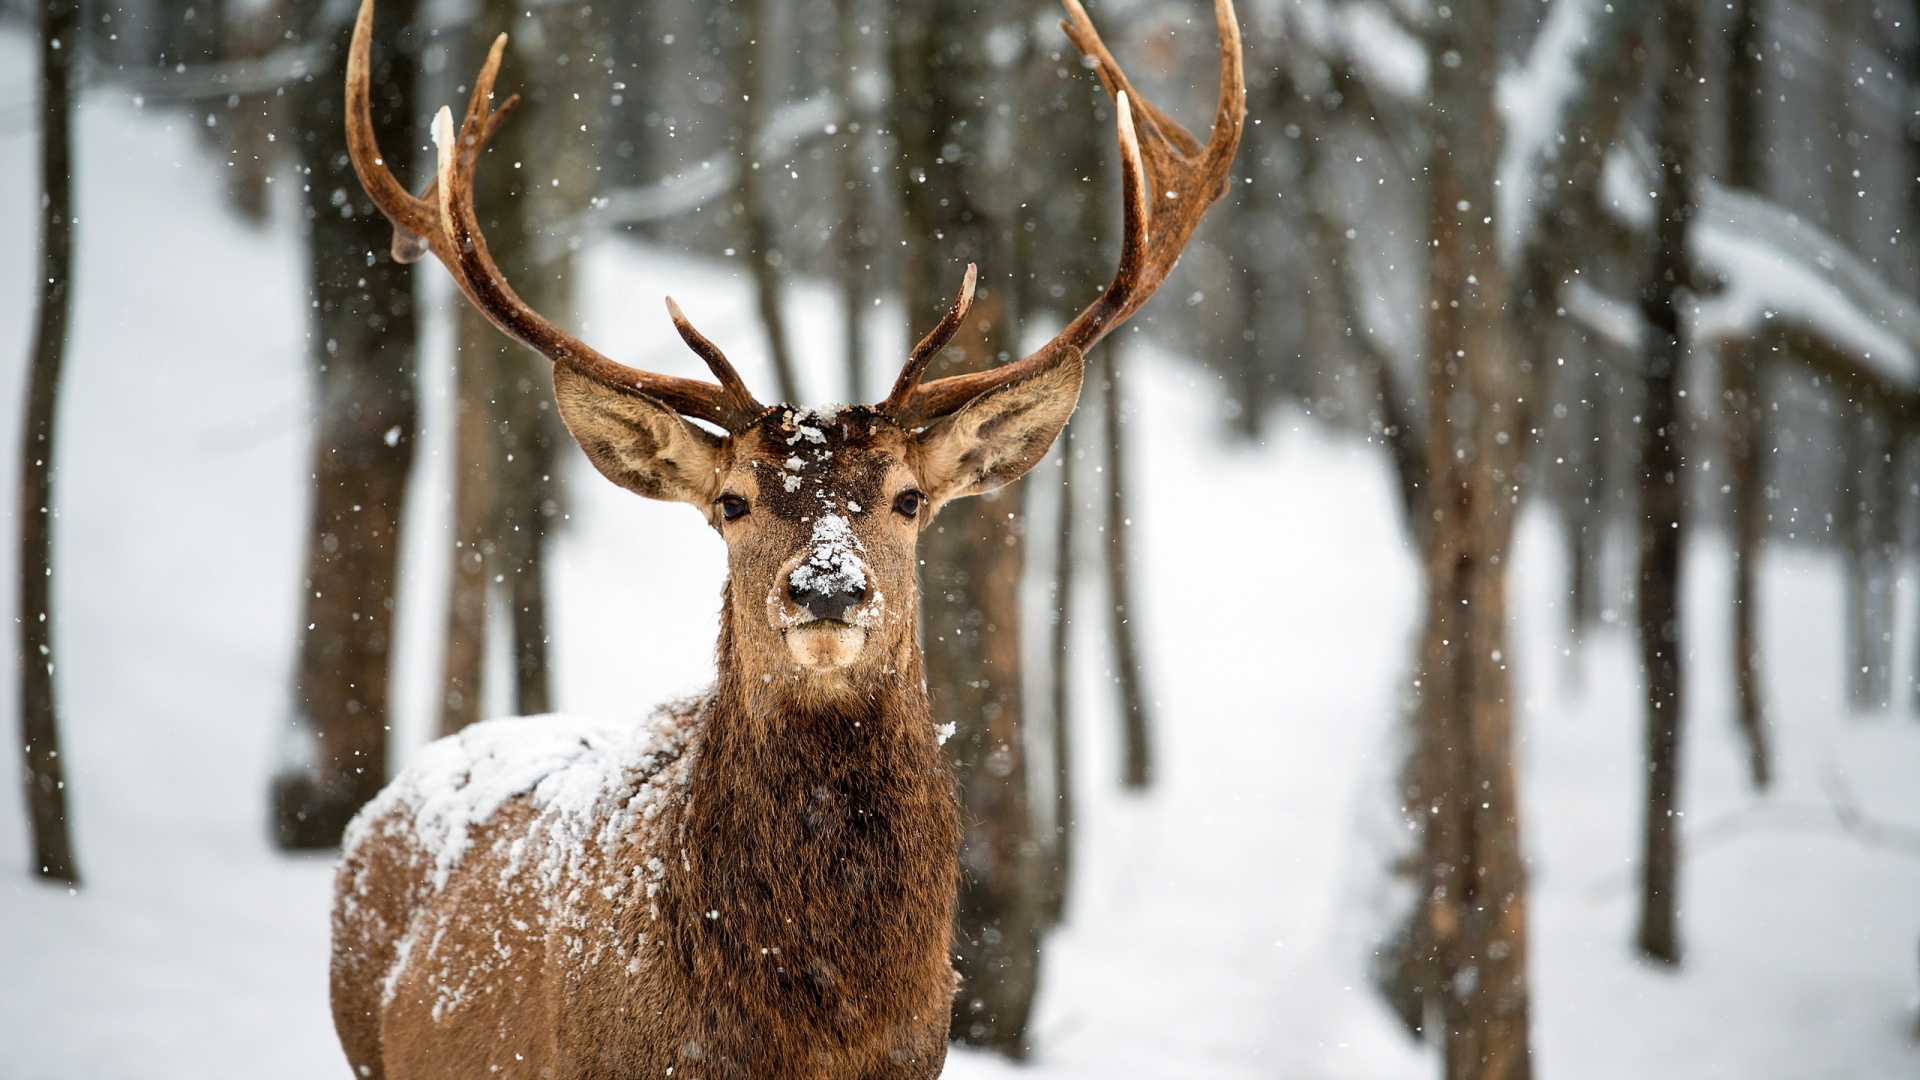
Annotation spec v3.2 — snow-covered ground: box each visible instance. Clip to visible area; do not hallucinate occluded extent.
[1,33,1917,1078]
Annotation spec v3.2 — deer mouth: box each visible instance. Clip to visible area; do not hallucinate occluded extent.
[784,620,868,669]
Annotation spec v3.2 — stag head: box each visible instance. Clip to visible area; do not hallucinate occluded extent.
[345,0,1243,692]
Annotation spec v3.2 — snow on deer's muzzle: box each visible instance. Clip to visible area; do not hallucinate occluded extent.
[774,513,881,669]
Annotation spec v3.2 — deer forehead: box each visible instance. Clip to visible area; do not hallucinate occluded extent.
[723,410,918,531]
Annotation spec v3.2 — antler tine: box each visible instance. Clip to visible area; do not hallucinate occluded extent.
[344,0,435,252]
[883,0,1242,428]
[666,298,765,418]
[347,0,763,431]
[881,264,977,417]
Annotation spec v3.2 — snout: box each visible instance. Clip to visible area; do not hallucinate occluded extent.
[771,539,882,670]
[789,577,868,623]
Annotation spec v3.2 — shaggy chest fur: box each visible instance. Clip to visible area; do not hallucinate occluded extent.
[330,692,959,1080]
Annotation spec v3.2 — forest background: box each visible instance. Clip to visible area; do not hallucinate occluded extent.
[1,0,1919,1075]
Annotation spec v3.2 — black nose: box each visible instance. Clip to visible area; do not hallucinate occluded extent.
[789,578,868,623]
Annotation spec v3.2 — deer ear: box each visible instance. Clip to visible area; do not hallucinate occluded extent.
[553,365,726,505]
[915,345,1083,504]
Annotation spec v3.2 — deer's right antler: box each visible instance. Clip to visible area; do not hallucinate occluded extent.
[880,0,1245,429]
[345,0,765,431]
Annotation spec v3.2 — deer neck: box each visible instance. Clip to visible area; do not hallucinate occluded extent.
[659,595,956,1012]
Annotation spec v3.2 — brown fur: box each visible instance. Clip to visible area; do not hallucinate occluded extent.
[331,393,1077,1079]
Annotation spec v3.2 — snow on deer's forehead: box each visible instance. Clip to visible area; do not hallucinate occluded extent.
[749,405,897,513]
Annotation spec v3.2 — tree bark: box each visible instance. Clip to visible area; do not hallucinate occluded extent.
[273,0,420,848]
[1843,410,1896,712]
[1722,340,1770,788]
[17,0,81,884]
[1103,349,1152,789]
[1383,0,1533,1074]
[834,0,872,403]
[1042,419,1075,926]
[440,307,498,737]
[735,0,802,406]
[894,0,1041,1054]
[1634,0,1698,967]
[1721,0,1770,787]
[438,0,589,735]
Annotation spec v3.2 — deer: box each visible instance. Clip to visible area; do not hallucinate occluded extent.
[329,0,1241,1075]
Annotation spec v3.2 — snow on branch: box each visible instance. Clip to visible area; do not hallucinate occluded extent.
[1690,181,1920,392]
[89,44,327,104]
[1285,0,1429,103]
[1496,0,1622,263]
[569,94,842,232]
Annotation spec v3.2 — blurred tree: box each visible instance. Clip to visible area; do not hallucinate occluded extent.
[438,0,593,735]
[1721,0,1771,787]
[1015,26,1112,917]
[893,0,1042,1054]
[731,0,804,405]
[17,0,81,884]
[1102,349,1152,789]
[1385,0,1535,1072]
[273,0,420,848]
[1634,0,1699,968]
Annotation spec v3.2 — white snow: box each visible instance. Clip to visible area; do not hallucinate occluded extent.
[1497,0,1602,262]
[349,710,689,893]
[788,513,868,596]
[1691,182,1920,390]
[0,27,1915,1080]
[1333,1,1429,103]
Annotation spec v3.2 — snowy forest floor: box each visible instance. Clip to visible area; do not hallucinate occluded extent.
[2,33,1919,1079]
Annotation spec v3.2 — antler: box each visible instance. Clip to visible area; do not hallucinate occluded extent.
[881,0,1244,428]
[345,0,765,431]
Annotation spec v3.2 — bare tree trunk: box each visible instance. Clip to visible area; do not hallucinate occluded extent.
[1380,3,1533,1075]
[894,0,1041,1054]
[736,0,802,406]
[1634,0,1698,967]
[1722,0,1770,787]
[1843,412,1896,712]
[274,0,420,847]
[1017,28,1109,932]
[440,307,498,737]
[497,0,592,717]
[1103,349,1152,789]
[1381,0,1533,1074]
[1042,419,1076,926]
[17,0,80,884]
[1722,340,1771,788]
[834,0,871,403]
[439,0,590,734]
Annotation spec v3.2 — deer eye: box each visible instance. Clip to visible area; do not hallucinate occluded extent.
[893,490,924,519]
[717,494,749,521]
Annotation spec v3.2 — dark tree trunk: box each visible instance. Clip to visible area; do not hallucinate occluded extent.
[1042,419,1075,926]
[1634,0,1698,967]
[894,0,1041,1055]
[438,0,589,735]
[1843,412,1897,712]
[1103,350,1152,789]
[1382,0,1533,1074]
[833,0,873,403]
[1722,340,1770,788]
[273,0,420,848]
[440,307,499,737]
[1722,0,1770,787]
[735,0,802,406]
[17,0,81,884]
[1016,35,1110,930]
